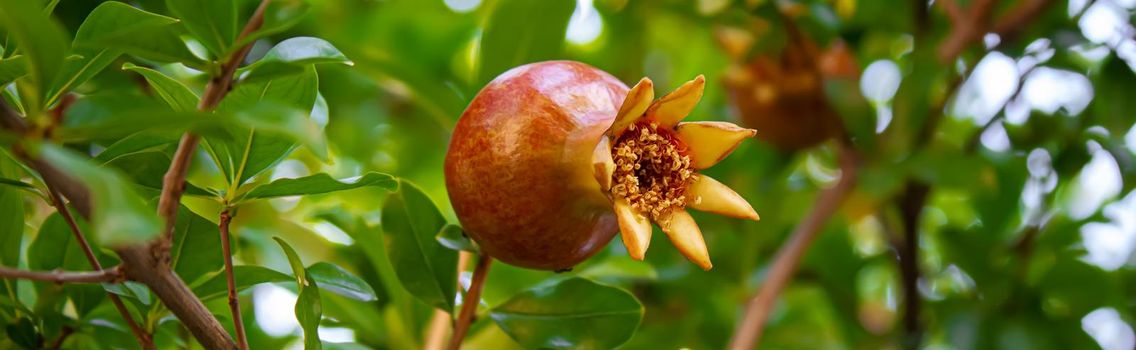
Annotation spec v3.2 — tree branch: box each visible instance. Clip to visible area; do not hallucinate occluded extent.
[895,181,929,349]
[0,1,274,348]
[47,187,154,350]
[218,209,248,350]
[448,254,492,350]
[0,266,122,284]
[937,0,1055,61]
[727,140,860,350]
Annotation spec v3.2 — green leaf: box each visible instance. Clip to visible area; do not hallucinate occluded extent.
[241,172,395,200]
[307,262,377,302]
[0,0,68,109]
[165,0,236,58]
[296,275,323,350]
[231,0,312,50]
[205,66,320,186]
[46,1,184,104]
[37,144,161,246]
[243,37,352,81]
[5,317,42,349]
[102,281,152,306]
[262,37,352,66]
[435,224,479,253]
[70,2,201,71]
[0,55,26,86]
[477,0,574,86]
[274,237,308,285]
[192,266,291,301]
[122,63,199,112]
[29,213,95,273]
[170,206,223,285]
[0,177,24,269]
[578,256,658,282]
[490,278,643,350]
[380,180,457,311]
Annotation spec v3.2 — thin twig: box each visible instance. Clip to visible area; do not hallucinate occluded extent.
[158,0,272,254]
[219,210,248,350]
[728,140,860,350]
[448,255,492,350]
[0,265,122,284]
[47,187,154,350]
[937,0,1055,61]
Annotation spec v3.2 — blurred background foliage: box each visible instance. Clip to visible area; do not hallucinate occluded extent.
[2,0,1136,349]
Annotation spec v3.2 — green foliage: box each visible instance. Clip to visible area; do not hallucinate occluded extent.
[37,144,160,246]
[380,180,457,312]
[1,0,1134,349]
[490,278,643,349]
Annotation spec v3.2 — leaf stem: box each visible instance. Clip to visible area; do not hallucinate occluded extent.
[47,186,154,350]
[727,140,859,350]
[219,209,248,350]
[448,254,492,350]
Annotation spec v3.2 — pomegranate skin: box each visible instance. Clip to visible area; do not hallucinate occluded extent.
[445,61,629,270]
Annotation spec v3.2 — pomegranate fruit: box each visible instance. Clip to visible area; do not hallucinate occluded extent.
[446,61,759,271]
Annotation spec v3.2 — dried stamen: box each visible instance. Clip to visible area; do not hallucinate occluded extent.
[610,122,695,221]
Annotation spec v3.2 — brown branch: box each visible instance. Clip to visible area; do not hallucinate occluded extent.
[448,254,492,350]
[425,252,473,350]
[937,0,1055,62]
[218,210,248,350]
[895,181,929,349]
[0,1,275,348]
[159,0,272,255]
[728,140,860,350]
[47,187,154,350]
[0,265,122,284]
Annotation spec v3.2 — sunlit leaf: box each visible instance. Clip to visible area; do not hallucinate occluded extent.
[243,37,352,82]
[490,278,643,349]
[380,180,457,312]
[307,262,377,302]
[274,236,313,281]
[435,224,479,253]
[241,172,394,201]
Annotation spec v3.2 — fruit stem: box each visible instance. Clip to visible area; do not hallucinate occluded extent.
[448,254,492,350]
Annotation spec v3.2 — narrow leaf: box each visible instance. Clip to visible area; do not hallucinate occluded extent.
[274,237,308,285]
[435,224,479,253]
[241,172,395,200]
[170,206,224,285]
[296,275,323,350]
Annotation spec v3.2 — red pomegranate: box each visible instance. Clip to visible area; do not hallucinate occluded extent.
[445,61,759,271]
